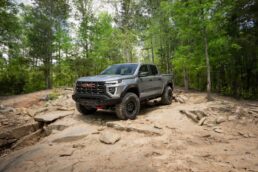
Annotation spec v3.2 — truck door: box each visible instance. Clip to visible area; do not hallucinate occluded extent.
[149,65,163,95]
[138,64,153,98]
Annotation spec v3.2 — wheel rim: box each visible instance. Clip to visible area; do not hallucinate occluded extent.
[126,100,136,114]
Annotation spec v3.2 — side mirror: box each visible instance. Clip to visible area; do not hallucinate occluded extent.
[139,72,148,77]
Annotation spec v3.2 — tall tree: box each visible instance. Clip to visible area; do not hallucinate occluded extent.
[115,0,138,62]
[26,0,69,89]
[74,0,94,59]
[0,0,26,95]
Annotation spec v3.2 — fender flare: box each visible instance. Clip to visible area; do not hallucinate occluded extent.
[162,81,173,94]
[121,84,140,98]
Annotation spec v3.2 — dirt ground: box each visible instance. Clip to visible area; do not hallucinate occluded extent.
[0,88,258,172]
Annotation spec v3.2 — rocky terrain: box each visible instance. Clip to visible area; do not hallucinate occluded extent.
[0,88,258,172]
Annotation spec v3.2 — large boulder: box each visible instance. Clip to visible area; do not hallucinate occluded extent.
[34,111,73,123]
[99,131,120,144]
[0,122,39,148]
[50,125,94,143]
[216,116,227,124]
[106,122,163,136]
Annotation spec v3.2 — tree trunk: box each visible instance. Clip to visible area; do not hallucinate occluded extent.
[168,40,172,74]
[129,47,133,62]
[203,29,212,100]
[183,67,189,91]
[151,37,154,63]
[46,73,51,89]
[45,28,52,89]
[85,41,89,59]
[44,60,52,89]
[125,47,130,63]
[58,38,61,76]
[148,49,151,62]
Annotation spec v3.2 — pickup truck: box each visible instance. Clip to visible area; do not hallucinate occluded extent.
[72,63,173,120]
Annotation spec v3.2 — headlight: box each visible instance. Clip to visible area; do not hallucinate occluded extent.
[105,80,118,86]
[105,80,122,95]
[105,80,122,86]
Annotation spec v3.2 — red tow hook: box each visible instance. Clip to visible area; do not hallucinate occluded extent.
[96,105,105,109]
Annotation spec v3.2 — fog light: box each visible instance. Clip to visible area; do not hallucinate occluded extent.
[108,87,116,94]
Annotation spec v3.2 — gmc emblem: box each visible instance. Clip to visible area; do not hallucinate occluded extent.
[81,83,96,88]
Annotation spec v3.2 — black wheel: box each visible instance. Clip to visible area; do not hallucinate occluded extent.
[161,86,173,105]
[76,103,97,115]
[115,93,140,120]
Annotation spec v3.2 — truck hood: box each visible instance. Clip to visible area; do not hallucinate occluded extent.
[77,75,135,82]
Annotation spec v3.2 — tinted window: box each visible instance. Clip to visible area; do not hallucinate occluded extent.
[100,64,138,75]
[139,65,149,75]
[149,65,158,75]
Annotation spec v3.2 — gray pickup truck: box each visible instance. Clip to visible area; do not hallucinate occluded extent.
[72,63,173,119]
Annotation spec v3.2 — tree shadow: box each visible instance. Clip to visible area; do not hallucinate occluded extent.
[138,101,163,116]
[74,100,163,125]
[74,110,118,126]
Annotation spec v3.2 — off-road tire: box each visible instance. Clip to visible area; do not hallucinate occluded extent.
[115,93,140,120]
[76,103,97,115]
[161,86,173,105]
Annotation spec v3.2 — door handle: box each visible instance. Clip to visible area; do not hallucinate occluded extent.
[149,79,153,81]
[158,78,162,81]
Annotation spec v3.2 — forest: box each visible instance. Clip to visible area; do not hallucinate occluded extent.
[0,0,257,99]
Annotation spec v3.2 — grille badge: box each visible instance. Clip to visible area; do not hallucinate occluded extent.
[81,83,96,88]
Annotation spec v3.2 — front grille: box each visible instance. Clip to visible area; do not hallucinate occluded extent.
[76,81,105,95]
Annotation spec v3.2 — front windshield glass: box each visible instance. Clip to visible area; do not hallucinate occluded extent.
[100,64,138,75]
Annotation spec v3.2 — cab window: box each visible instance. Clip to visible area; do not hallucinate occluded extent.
[149,65,158,75]
[139,65,149,75]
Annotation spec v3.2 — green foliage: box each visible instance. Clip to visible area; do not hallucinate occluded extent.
[53,59,77,87]
[142,0,257,98]
[48,89,60,100]
[0,0,257,99]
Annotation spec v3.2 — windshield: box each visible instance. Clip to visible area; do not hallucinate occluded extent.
[100,64,138,75]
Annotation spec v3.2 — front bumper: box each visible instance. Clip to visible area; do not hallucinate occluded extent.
[72,93,121,107]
